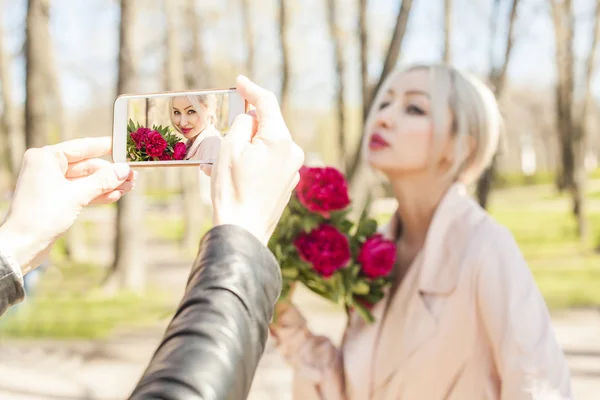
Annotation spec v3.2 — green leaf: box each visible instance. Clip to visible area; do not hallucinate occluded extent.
[339,219,354,234]
[356,218,378,238]
[302,218,319,233]
[352,280,370,295]
[281,268,299,279]
[352,297,375,324]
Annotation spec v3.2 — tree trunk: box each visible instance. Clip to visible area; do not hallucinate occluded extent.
[241,0,255,77]
[279,0,290,113]
[550,0,594,239]
[475,0,520,209]
[569,0,600,239]
[359,0,368,125]
[184,0,208,88]
[551,0,575,193]
[327,0,346,171]
[167,0,205,251]
[0,21,23,187]
[443,0,452,63]
[347,0,413,182]
[38,3,82,260]
[24,0,50,150]
[105,0,146,295]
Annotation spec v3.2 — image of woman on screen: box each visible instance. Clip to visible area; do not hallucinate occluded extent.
[169,94,222,167]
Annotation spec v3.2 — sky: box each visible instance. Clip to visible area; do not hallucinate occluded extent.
[1,0,599,112]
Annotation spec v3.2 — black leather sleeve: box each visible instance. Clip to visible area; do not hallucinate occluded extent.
[127,225,282,400]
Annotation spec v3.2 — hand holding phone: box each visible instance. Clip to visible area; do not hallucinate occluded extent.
[112,88,247,167]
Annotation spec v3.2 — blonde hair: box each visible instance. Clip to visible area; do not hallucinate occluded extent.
[368,63,502,184]
[169,94,218,134]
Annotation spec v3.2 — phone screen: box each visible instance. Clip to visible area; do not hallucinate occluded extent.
[120,90,243,164]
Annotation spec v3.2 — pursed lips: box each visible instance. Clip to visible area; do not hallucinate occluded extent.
[368,133,390,149]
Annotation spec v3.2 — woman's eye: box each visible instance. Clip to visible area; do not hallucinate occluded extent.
[378,101,390,110]
[188,110,196,115]
[406,105,425,115]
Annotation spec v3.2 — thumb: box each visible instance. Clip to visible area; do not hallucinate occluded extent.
[74,163,131,204]
[227,113,257,145]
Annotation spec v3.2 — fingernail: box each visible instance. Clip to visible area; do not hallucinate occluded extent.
[114,163,130,180]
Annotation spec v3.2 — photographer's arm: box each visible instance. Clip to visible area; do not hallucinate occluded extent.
[127,224,281,400]
[0,245,25,317]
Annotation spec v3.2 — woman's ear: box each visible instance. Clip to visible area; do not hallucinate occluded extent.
[438,133,475,170]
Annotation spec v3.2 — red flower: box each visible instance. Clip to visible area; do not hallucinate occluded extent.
[294,224,351,277]
[145,131,168,158]
[173,142,187,160]
[159,154,173,161]
[296,166,350,218]
[358,234,396,279]
[131,127,152,150]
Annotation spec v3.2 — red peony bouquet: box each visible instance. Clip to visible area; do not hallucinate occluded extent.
[127,119,188,161]
[268,166,397,323]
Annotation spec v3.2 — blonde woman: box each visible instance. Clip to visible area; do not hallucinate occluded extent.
[170,94,222,176]
[270,64,573,399]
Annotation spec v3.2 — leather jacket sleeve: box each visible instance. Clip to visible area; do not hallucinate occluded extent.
[128,224,282,400]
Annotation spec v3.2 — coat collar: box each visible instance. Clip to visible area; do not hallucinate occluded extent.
[360,182,487,395]
[379,182,486,296]
[185,124,220,159]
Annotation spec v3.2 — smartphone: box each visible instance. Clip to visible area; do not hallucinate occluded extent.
[112,88,247,167]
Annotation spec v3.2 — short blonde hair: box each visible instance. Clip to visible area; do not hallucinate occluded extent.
[369,64,502,184]
[169,94,218,134]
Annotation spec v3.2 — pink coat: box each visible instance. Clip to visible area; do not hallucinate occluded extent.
[271,183,573,400]
[185,124,222,162]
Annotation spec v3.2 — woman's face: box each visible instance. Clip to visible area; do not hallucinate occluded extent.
[172,96,211,139]
[363,68,454,177]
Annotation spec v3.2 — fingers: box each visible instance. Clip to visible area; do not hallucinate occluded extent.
[66,158,137,180]
[73,162,132,205]
[47,137,112,164]
[89,180,135,205]
[236,75,282,122]
[199,164,212,177]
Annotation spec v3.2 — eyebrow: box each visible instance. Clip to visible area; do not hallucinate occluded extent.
[385,88,430,98]
[172,105,194,110]
[405,89,430,97]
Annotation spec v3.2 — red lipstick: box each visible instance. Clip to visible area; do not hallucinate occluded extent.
[369,133,389,150]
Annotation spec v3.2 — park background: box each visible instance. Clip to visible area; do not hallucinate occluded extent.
[2,0,600,398]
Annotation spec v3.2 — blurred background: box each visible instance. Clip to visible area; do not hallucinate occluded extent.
[1,0,600,398]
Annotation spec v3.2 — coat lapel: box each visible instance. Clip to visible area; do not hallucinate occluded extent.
[368,183,484,395]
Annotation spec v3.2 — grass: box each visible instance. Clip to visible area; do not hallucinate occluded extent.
[494,168,600,189]
[0,290,173,339]
[0,258,176,339]
[492,207,600,310]
[377,182,600,311]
